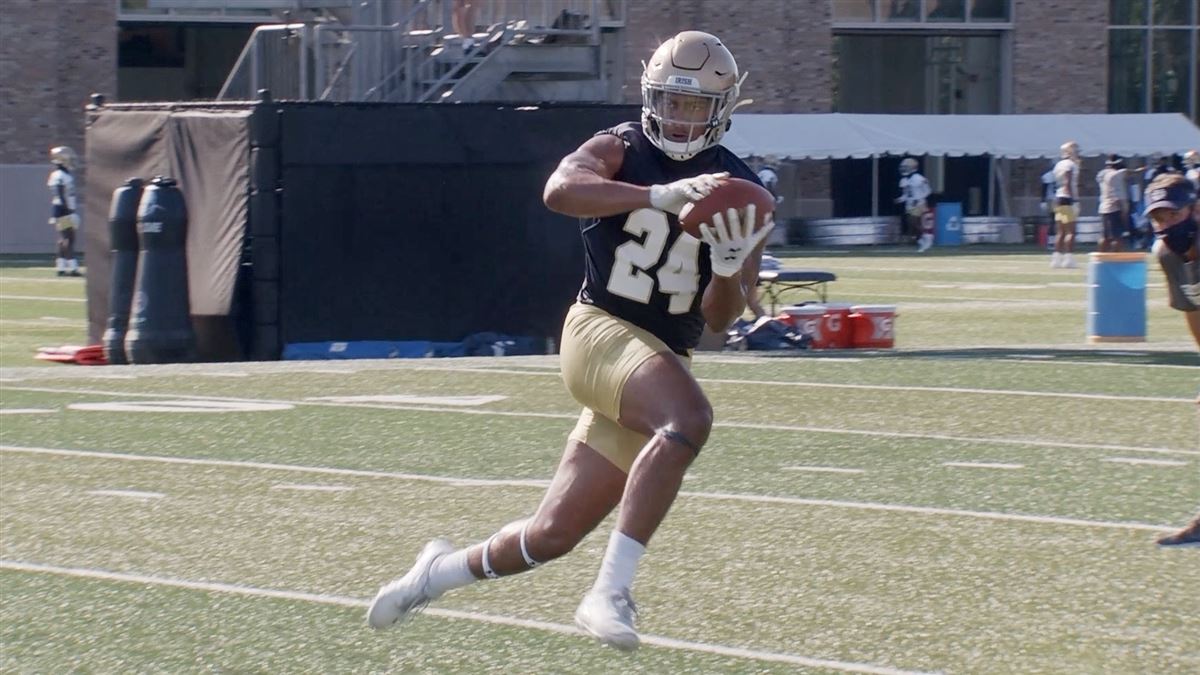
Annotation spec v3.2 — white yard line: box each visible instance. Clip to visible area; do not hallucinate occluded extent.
[86,489,165,499]
[1101,457,1190,467]
[782,466,866,474]
[942,462,1025,470]
[271,484,354,492]
[0,445,1175,532]
[385,366,1196,404]
[0,560,935,675]
[0,295,85,303]
[5,385,1196,457]
[0,408,56,414]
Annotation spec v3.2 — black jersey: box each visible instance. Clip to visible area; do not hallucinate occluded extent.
[577,122,761,354]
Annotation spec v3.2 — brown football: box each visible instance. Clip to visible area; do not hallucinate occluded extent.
[677,177,776,239]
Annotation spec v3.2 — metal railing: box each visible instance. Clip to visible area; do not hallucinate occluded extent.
[216,0,625,102]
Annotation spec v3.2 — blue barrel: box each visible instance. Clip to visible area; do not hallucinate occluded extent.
[101,177,144,365]
[1086,252,1146,343]
[935,202,963,246]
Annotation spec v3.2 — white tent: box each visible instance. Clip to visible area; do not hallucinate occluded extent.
[723,113,1200,160]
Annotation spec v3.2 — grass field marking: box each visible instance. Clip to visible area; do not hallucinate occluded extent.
[941,462,1025,470]
[1101,457,1190,467]
[0,408,56,414]
[1001,359,1198,370]
[0,276,80,285]
[781,465,866,474]
[0,294,86,303]
[6,384,1198,457]
[270,484,354,492]
[86,489,165,500]
[0,560,940,675]
[0,445,1175,532]
[198,372,250,378]
[388,366,1196,404]
[0,319,82,327]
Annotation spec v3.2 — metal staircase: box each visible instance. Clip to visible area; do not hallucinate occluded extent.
[214,0,625,103]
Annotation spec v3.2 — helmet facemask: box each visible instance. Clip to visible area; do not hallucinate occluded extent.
[641,84,737,161]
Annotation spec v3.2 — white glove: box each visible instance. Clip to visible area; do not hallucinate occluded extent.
[648,172,729,215]
[699,203,776,277]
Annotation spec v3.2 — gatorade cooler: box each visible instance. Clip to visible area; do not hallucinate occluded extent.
[1086,252,1146,343]
[820,302,854,349]
[849,305,898,348]
[782,305,827,346]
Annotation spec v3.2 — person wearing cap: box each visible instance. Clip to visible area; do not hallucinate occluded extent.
[1143,173,1200,348]
[1094,155,1128,252]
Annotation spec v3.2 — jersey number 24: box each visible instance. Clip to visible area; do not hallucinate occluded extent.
[607,208,700,314]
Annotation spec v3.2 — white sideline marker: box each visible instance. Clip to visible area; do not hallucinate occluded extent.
[2,444,1174,532]
[0,408,56,415]
[0,560,939,675]
[782,465,866,474]
[271,484,353,492]
[1102,457,1189,467]
[943,462,1024,470]
[87,489,165,500]
[308,394,507,406]
[199,372,250,378]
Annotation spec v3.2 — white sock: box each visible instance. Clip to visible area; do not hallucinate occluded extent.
[67,258,79,271]
[593,530,646,593]
[55,257,66,271]
[425,548,477,598]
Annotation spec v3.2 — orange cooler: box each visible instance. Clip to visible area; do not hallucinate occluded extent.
[849,305,897,348]
[782,305,827,346]
[821,302,854,349]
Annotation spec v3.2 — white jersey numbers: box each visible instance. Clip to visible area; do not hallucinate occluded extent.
[607,208,701,314]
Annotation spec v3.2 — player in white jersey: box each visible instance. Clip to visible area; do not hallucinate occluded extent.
[1050,141,1080,268]
[47,146,81,276]
[1185,150,1200,192]
[1095,155,1128,252]
[896,157,933,252]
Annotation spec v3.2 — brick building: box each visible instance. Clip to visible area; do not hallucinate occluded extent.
[1,1,1197,250]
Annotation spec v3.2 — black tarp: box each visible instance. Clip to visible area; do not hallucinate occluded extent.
[85,101,639,359]
[85,106,250,360]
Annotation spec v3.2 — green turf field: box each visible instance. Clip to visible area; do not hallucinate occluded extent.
[1,252,1197,673]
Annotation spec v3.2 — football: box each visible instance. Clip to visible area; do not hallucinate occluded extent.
[677,177,776,239]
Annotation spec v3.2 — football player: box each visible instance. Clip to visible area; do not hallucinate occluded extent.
[1051,141,1081,268]
[1142,173,1199,348]
[48,146,81,277]
[1184,150,1199,192]
[367,31,772,651]
[895,157,933,252]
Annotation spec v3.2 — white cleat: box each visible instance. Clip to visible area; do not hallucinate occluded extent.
[1049,252,1062,268]
[367,538,455,630]
[575,588,640,651]
[1061,254,1078,269]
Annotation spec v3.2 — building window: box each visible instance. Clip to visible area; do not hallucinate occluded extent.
[832,0,1011,24]
[1108,0,1199,122]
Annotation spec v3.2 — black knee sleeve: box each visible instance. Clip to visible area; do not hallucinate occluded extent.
[658,428,702,457]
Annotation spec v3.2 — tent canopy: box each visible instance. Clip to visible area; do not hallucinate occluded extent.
[723,113,1200,160]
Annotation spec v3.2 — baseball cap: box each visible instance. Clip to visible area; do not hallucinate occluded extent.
[1143,182,1197,216]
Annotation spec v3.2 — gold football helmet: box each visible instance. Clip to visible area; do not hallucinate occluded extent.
[1060,141,1079,160]
[641,31,744,161]
[1184,150,1199,167]
[49,146,78,171]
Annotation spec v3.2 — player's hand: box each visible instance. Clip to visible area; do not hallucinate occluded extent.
[699,203,775,278]
[648,172,730,215]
